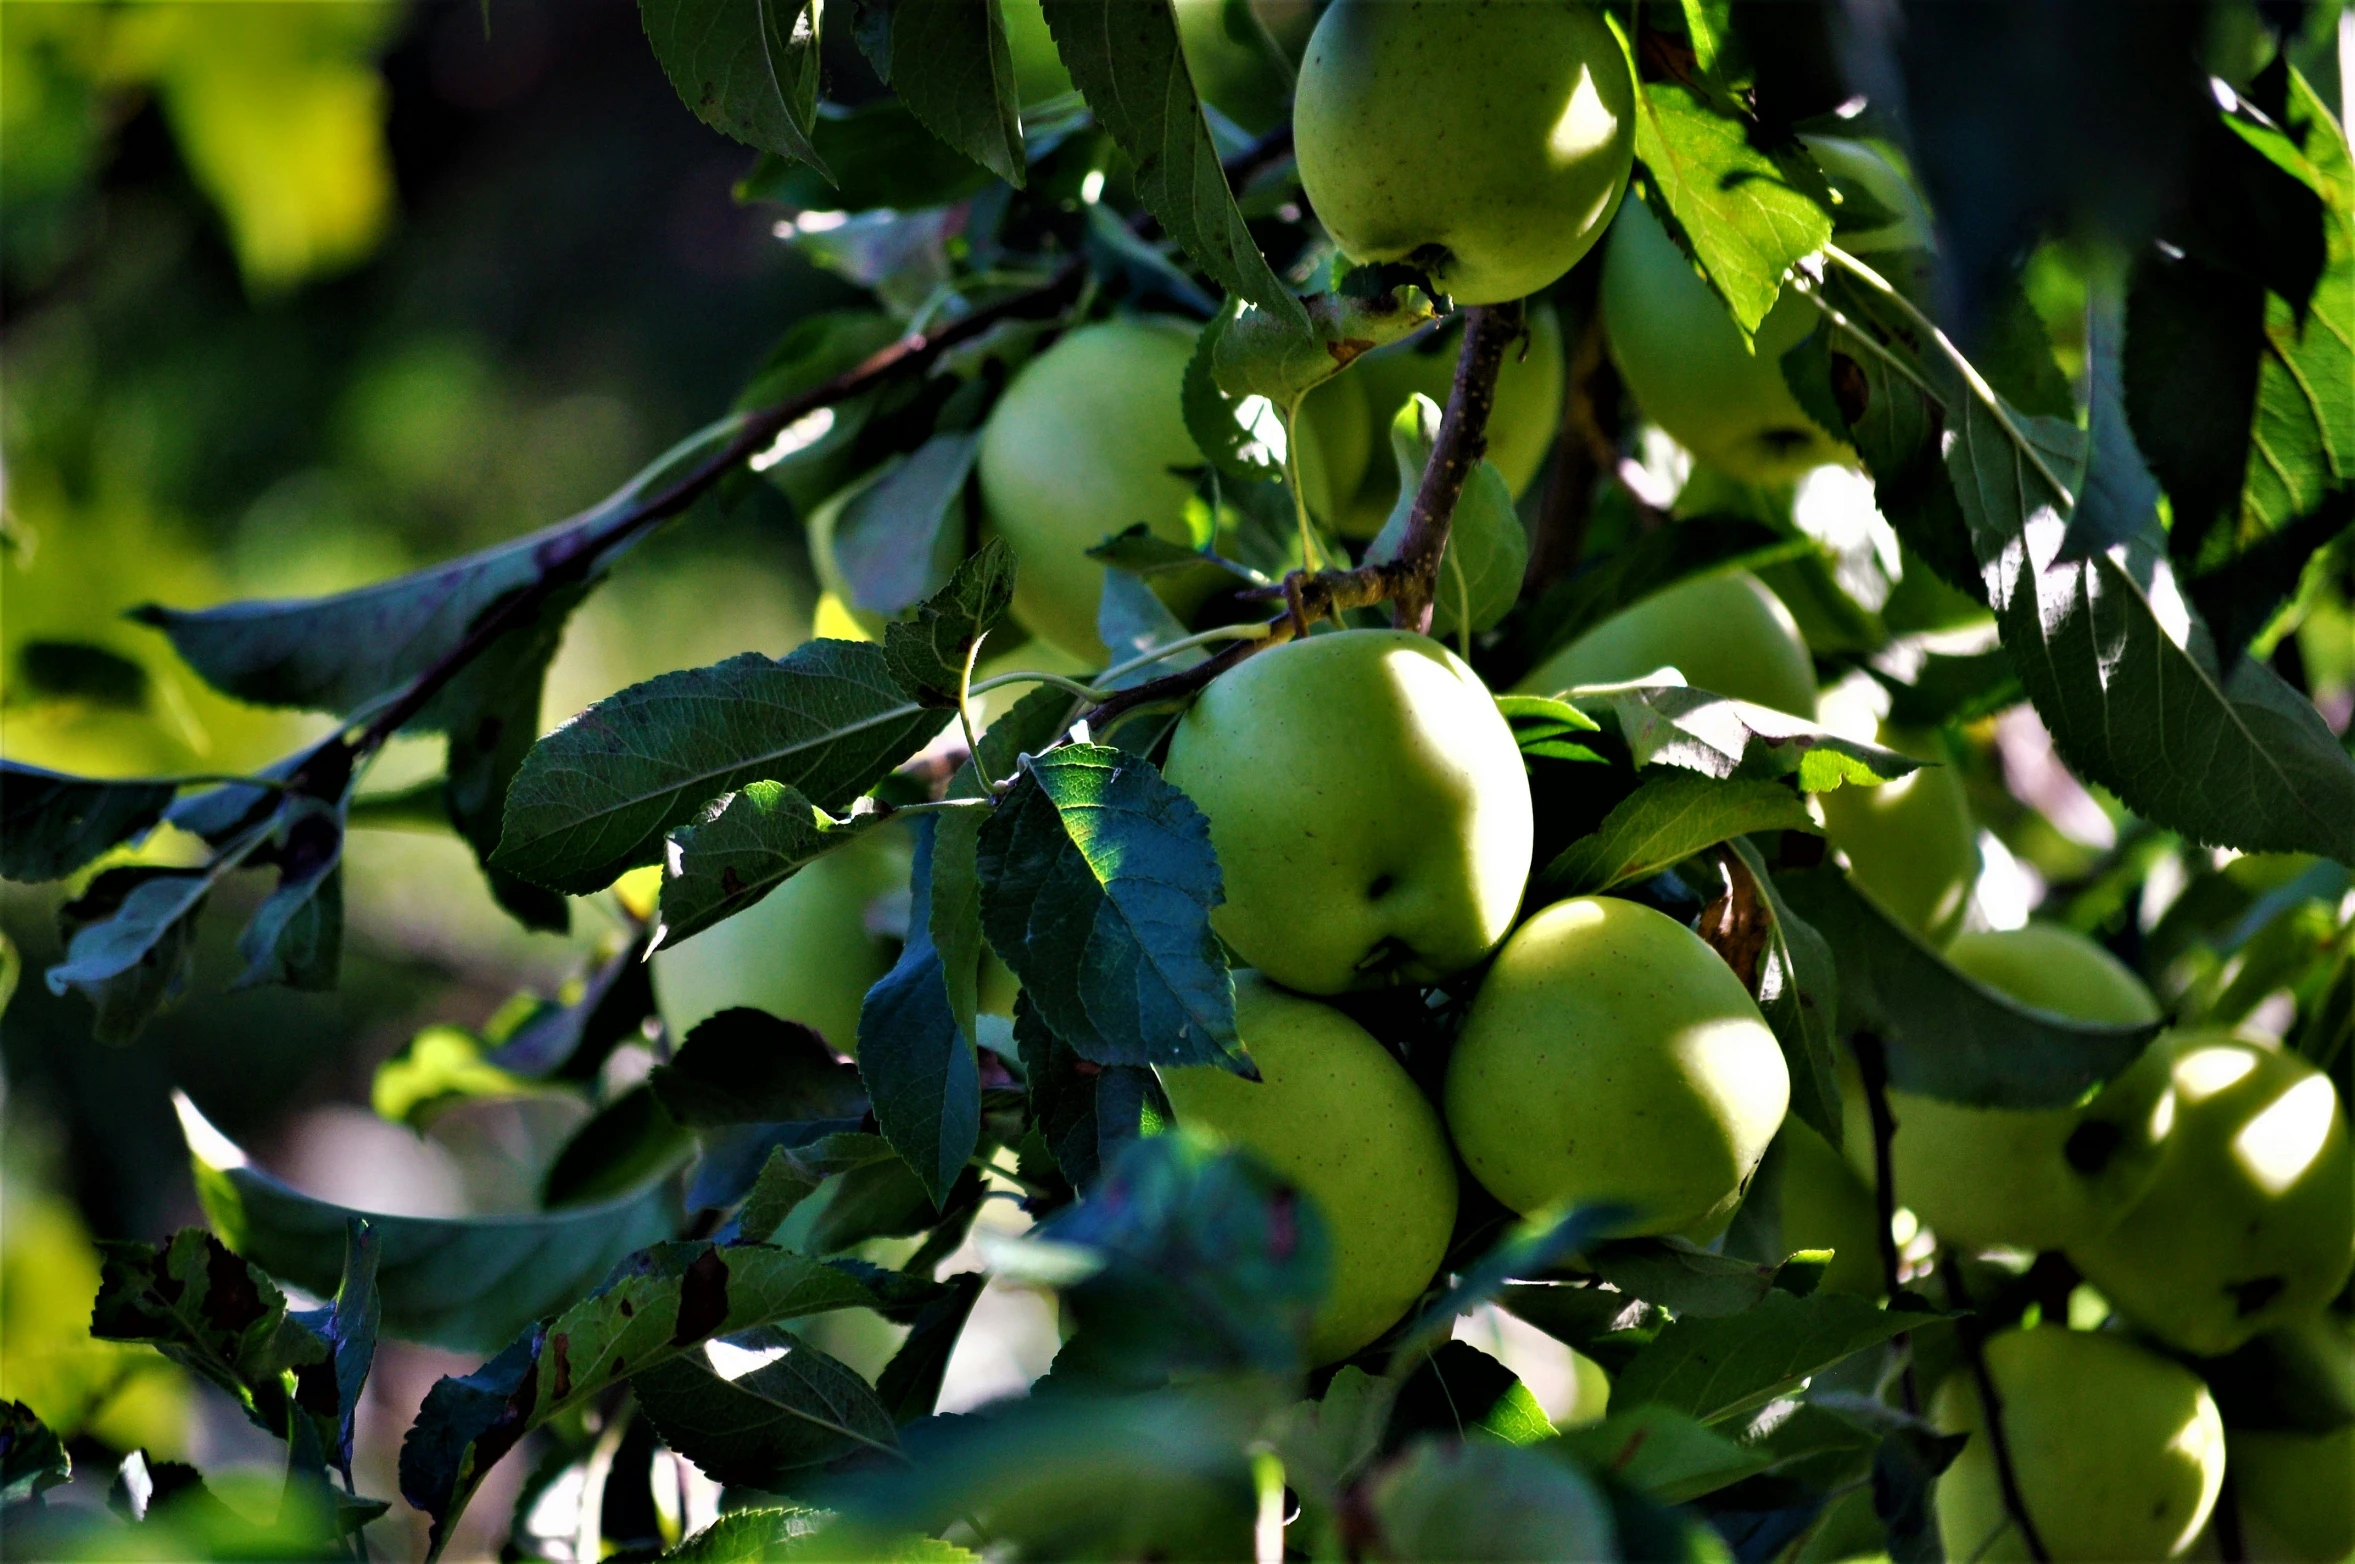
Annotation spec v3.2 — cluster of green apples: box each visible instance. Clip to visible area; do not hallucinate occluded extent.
[1158,629,1790,1362]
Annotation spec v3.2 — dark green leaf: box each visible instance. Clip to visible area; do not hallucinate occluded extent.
[541,1086,694,1208]
[859,816,982,1206]
[234,798,344,991]
[1539,773,1815,897]
[838,436,985,623]
[398,1241,891,1557]
[1871,642,2022,729]
[1039,0,1309,332]
[650,1008,867,1128]
[656,1506,839,1560]
[0,761,174,883]
[635,1324,899,1485]
[1385,1341,1554,1450]
[1730,839,1843,1150]
[489,939,662,1082]
[286,1219,381,1484]
[1369,1438,1615,1561]
[1775,866,2163,1109]
[976,745,1242,1072]
[655,783,890,950]
[1184,300,1287,489]
[1554,1404,1769,1504]
[883,536,1018,708]
[1496,1282,1662,1372]
[1014,993,1124,1189]
[875,1272,984,1425]
[12,638,147,710]
[48,864,229,1043]
[177,1093,677,1354]
[440,584,584,933]
[738,101,994,216]
[1392,1204,1631,1362]
[1611,1289,1923,1424]
[1577,684,1920,791]
[0,1400,70,1505]
[1873,1422,1970,1564]
[640,0,828,175]
[1633,85,1831,335]
[495,641,949,894]
[1364,397,1526,637]
[1588,1236,1789,1320]
[888,0,1025,186]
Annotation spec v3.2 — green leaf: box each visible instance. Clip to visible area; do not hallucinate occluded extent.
[1494,694,1607,765]
[1392,1204,1631,1363]
[1210,286,1438,408]
[655,784,889,950]
[858,816,982,1206]
[1539,773,1815,897]
[883,536,1018,708]
[886,0,1026,186]
[1014,994,1153,1190]
[929,800,986,1055]
[0,761,174,883]
[1038,0,1309,333]
[1388,1341,1556,1447]
[874,1271,985,1425]
[233,797,344,991]
[177,1093,677,1354]
[541,1085,695,1208]
[1495,1282,1663,1373]
[764,1134,957,1256]
[0,1400,70,1505]
[1271,1366,1397,1504]
[397,1240,898,1559]
[1632,82,1832,335]
[1369,1438,1616,1562]
[640,0,828,176]
[1554,1404,1770,1504]
[634,1324,899,1485]
[650,1008,867,1128]
[1364,396,1526,637]
[1775,866,2164,1109]
[739,104,994,218]
[370,1026,538,1127]
[287,1219,382,1485]
[439,583,584,934]
[1576,683,1920,790]
[47,863,231,1043]
[494,641,950,895]
[836,436,985,622]
[976,745,1243,1072]
[1730,839,1844,1150]
[1587,1236,1795,1320]
[131,417,738,718]
[1611,1290,1923,1424]
[1184,300,1287,488]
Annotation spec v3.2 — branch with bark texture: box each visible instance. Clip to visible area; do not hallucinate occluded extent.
[1081,300,1527,731]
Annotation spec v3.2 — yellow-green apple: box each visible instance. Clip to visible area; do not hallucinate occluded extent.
[1295,0,1634,306]
[1157,972,1458,1363]
[652,824,912,1056]
[1778,1119,1884,1296]
[1514,569,1818,718]
[1874,924,2173,1252]
[1161,629,1533,995]
[1601,194,1850,483]
[1811,686,1978,942]
[1933,1326,2226,1562]
[1445,896,1788,1235]
[2068,1031,2355,1358]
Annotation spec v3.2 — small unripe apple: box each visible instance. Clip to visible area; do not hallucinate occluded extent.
[1291,363,1372,533]
[1162,629,1533,995]
[1812,708,1978,944]
[1879,924,2172,1252]
[1294,0,1635,306]
[978,317,1205,663]
[1933,1326,2226,1563]
[1514,569,1818,719]
[1321,303,1566,539]
[1445,896,1789,1235]
[652,824,912,1056]
[2228,1315,2355,1563]
[1778,1119,1883,1296]
[1601,195,1850,484]
[1800,133,1936,254]
[2068,1031,2355,1358]
[1157,972,1458,1363]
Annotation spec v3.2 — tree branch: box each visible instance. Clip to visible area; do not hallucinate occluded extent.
[1852,1031,1922,1415]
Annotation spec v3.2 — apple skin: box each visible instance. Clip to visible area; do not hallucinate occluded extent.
[1814,723,1979,945]
[1445,896,1789,1235]
[2067,1031,2355,1359]
[1291,362,1372,534]
[1800,133,1936,254]
[978,317,1205,663]
[1876,924,2173,1252]
[652,823,912,1057]
[1514,569,1818,719]
[1602,194,1850,484]
[1157,972,1458,1364]
[1294,0,1634,306]
[2229,1315,2355,1563]
[1322,303,1566,539]
[1162,629,1533,995]
[1932,1326,2226,1563]
[1777,1119,1884,1297]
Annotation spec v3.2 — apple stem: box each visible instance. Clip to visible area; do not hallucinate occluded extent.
[1942,1255,2057,1564]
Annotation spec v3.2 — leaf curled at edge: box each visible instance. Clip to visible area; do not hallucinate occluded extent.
[654,783,888,950]
[1538,773,1815,898]
[883,536,1019,709]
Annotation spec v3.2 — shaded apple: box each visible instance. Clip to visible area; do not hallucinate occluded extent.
[1514,569,1818,719]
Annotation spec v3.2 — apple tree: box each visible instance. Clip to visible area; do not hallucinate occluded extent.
[3,1,2352,1561]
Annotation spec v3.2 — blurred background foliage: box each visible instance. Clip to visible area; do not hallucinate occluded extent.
[0,1,863,1521]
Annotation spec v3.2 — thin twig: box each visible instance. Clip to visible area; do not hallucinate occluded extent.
[1851,1032,1920,1416]
[1942,1255,2055,1564]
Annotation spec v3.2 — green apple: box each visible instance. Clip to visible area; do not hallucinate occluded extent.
[1162,629,1532,995]
[1876,924,2172,1252]
[1294,0,1634,306]
[1322,302,1567,538]
[1778,1119,1883,1296]
[2229,1315,2355,1563]
[652,823,912,1056]
[1799,133,1936,255]
[1813,710,1978,944]
[1601,194,1850,483]
[2068,1031,2355,1358]
[1445,895,1789,1235]
[978,317,1206,663]
[1932,1326,2226,1562]
[1157,972,1458,1363]
[1174,0,1315,135]
[1514,569,1818,718]
[1291,360,1372,533]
